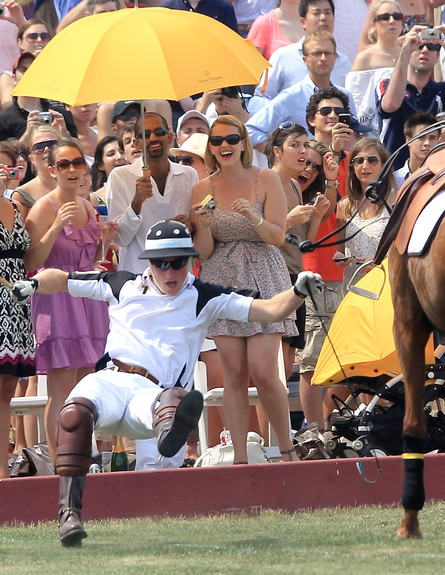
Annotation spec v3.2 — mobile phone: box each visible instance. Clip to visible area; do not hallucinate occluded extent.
[421,28,441,41]
[338,113,351,126]
[308,196,319,206]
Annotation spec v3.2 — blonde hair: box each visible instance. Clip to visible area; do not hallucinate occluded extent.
[205,115,253,172]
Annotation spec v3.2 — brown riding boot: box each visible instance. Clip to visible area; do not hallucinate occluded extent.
[58,476,87,547]
[153,389,203,458]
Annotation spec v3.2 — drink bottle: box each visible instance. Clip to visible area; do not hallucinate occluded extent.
[111,435,129,472]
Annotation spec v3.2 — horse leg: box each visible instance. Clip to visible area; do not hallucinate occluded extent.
[389,247,429,539]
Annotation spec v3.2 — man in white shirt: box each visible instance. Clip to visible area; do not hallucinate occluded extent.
[11,219,323,547]
[254,0,351,102]
[107,112,198,274]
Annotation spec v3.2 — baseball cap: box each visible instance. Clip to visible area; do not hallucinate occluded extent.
[350,114,373,134]
[139,220,199,260]
[12,52,35,74]
[170,133,208,160]
[176,110,210,136]
[111,100,142,123]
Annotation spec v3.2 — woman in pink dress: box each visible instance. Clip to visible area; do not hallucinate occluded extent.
[25,139,112,461]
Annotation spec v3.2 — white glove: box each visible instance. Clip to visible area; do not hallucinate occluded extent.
[11,279,39,304]
[293,271,324,298]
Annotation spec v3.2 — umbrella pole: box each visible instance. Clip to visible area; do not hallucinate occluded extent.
[140,100,149,171]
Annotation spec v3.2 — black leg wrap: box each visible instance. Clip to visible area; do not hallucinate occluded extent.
[402,433,425,511]
[55,397,98,476]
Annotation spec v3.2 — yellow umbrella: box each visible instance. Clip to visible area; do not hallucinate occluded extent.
[12,7,269,105]
[312,259,435,386]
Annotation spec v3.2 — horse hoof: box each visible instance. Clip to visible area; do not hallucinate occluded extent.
[395,526,423,540]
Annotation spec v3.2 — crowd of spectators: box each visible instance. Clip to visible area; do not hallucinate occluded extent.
[1,0,445,475]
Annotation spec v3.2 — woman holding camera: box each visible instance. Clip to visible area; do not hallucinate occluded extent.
[191,115,298,464]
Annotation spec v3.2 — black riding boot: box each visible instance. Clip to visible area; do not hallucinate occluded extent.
[153,389,203,458]
[58,475,87,547]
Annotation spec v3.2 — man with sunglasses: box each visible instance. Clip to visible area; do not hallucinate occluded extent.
[378,24,445,169]
[11,218,323,547]
[107,112,198,276]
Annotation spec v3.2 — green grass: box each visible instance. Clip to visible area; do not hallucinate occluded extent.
[1,503,445,574]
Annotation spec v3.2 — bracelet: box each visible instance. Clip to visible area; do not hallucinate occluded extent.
[329,147,341,156]
[292,285,306,299]
[252,216,263,227]
[325,179,338,189]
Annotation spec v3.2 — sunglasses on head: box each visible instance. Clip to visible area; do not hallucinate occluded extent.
[278,121,297,131]
[305,159,322,171]
[176,155,194,166]
[150,257,189,271]
[118,110,141,122]
[31,139,58,155]
[135,127,168,139]
[317,106,346,117]
[418,43,441,52]
[55,157,86,171]
[374,12,403,22]
[351,155,380,166]
[25,32,51,41]
[209,134,242,146]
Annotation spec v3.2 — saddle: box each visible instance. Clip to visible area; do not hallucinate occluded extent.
[374,149,445,265]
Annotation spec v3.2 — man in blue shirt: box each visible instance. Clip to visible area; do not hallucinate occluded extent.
[378,28,445,170]
[254,0,351,101]
[162,0,239,34]
[246,31,357,152]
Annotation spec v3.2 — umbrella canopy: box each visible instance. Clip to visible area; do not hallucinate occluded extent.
[12,7,269,105]
[312,259,435,386]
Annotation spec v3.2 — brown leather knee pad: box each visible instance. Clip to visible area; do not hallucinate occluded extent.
[55,397,98,477]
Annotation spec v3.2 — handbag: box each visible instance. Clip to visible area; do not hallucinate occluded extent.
[9,443,54,477]
[194,432,270,467]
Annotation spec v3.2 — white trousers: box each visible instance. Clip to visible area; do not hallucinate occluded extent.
[67,369,163,440]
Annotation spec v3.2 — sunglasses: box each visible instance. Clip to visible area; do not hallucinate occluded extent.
[305,159,322,171]
[31,139,58,155]
[374,12,403,22]
[176,155,194,166]
[25,32,51,41]
[150,257,189,271]
[118,110,141,122]
[278,121,297,130]
[418,43,441,52]
[136,127,168,139]
[351,155,380,166]
[317,106,346,117]
[209,134,242,146]
[55,157,86,171]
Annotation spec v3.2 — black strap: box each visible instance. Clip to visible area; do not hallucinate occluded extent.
[0,248,25,259]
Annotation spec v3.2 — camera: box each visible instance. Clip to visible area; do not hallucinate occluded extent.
[338,113,351,126]
[221,86,240,99]
[5,168,18,179]
[421,28,441,40]
[37,111,53,124]
[200,194,217,211]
